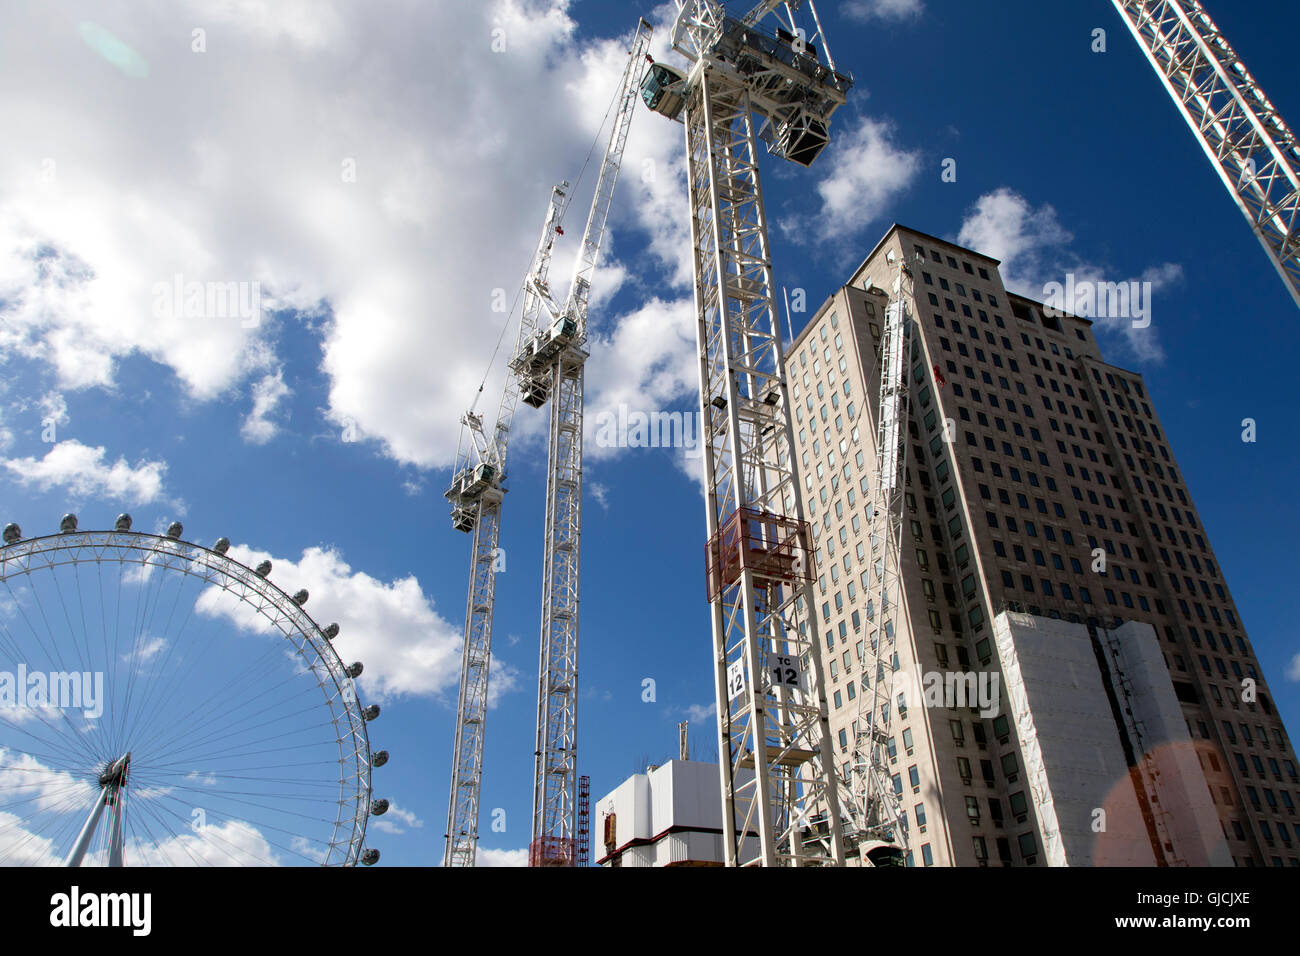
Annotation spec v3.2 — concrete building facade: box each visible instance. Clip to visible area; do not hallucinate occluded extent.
[787,224,1298,866]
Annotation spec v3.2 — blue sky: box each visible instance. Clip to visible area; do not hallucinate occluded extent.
[0,0,1297,866]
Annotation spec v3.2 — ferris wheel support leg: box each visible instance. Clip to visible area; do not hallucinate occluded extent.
[66,786,109,867]
[107,789,127,867]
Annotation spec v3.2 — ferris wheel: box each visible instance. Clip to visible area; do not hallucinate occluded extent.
[0,514,388,866]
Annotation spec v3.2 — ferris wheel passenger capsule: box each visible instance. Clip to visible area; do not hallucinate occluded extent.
[3,524,21,544]
[255,560,272,577]
[292,589,309,606]
[362,704,380,721]
[346,662,364,678]
[114,514,133,532]
[370,798,389,816]
[323,622,340,641]
[214,538,231,554]
[60,514,78,533]
[372,750,389,767]
[361,849,380,866]
[166,522,183,538]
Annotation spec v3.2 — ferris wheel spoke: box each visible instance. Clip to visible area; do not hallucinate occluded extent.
[148,800,312,867]
[0,783,98,865]
[0,779,97,819]
[126,796,214,867]
[113,564,192,749]
[64,561,96,676]
[2,580,98,764]
[0,708,106,773]
[135,770,342,789]
[129,792,233,866]
[113,578,212,757]
[111,553,176,755]
[0,618,106,770]
[140,786,342,857]
[145,682,335,758]
[131,775,346,809]
[142,705,330,771]
[144,717,342,771]
[11,575,118,768]
[132,656,322,761]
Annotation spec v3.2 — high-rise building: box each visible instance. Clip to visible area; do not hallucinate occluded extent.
[788,224,1299,867]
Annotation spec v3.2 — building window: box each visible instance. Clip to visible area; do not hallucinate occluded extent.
[1018,832,1038,862]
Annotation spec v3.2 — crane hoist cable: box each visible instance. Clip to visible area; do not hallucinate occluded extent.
[465,67,629,418]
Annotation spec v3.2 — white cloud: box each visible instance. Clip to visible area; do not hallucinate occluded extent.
[486,655,521,710]
[1286,654,1300,681]
[0,748,97,814]
[845,0,925,21]
[0,1,694,472]
[476,846,528,867]
[369,801,423,835]
[956,188,1072,278]
[128,634,167,663]
[956,188,1182,363]
[38,391,69,428]
[793,116,922,240]
[684,702,716,723]
[128,819,281,866]
[241,369,291,445]
[584,296,698,462]
[194,543,470,702]
[189,0,347,51]
[0,811,62,865]
[0,439,167,504]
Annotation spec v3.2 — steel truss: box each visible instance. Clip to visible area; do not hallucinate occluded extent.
[444,185,569,867]
[685,64,843,866]
[850,263,915,854]
[529,20,654,866]
[1114,0,1300,308]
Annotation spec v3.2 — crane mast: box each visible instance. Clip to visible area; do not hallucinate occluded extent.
[849,258,915,861]
[521,19,654,867]
[1113,0,1300,309]
[442,184,569,868]
[643,0,852,866]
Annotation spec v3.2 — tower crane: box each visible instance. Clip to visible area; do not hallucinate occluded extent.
[516,19,654,867]
[442,183,570,867]
[848,255,916,867]
[641,0,852,866]
[1113,0,1300,309]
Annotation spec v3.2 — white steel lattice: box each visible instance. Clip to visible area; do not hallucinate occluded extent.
[851,265,915,853]
[682,41,846,865]
[529,20,653,866]
[443,185,568,868]
[443,493,502,867]
[1114,0,1300,308]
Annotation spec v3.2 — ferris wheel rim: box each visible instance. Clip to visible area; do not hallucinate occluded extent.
[0,522,379,866]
